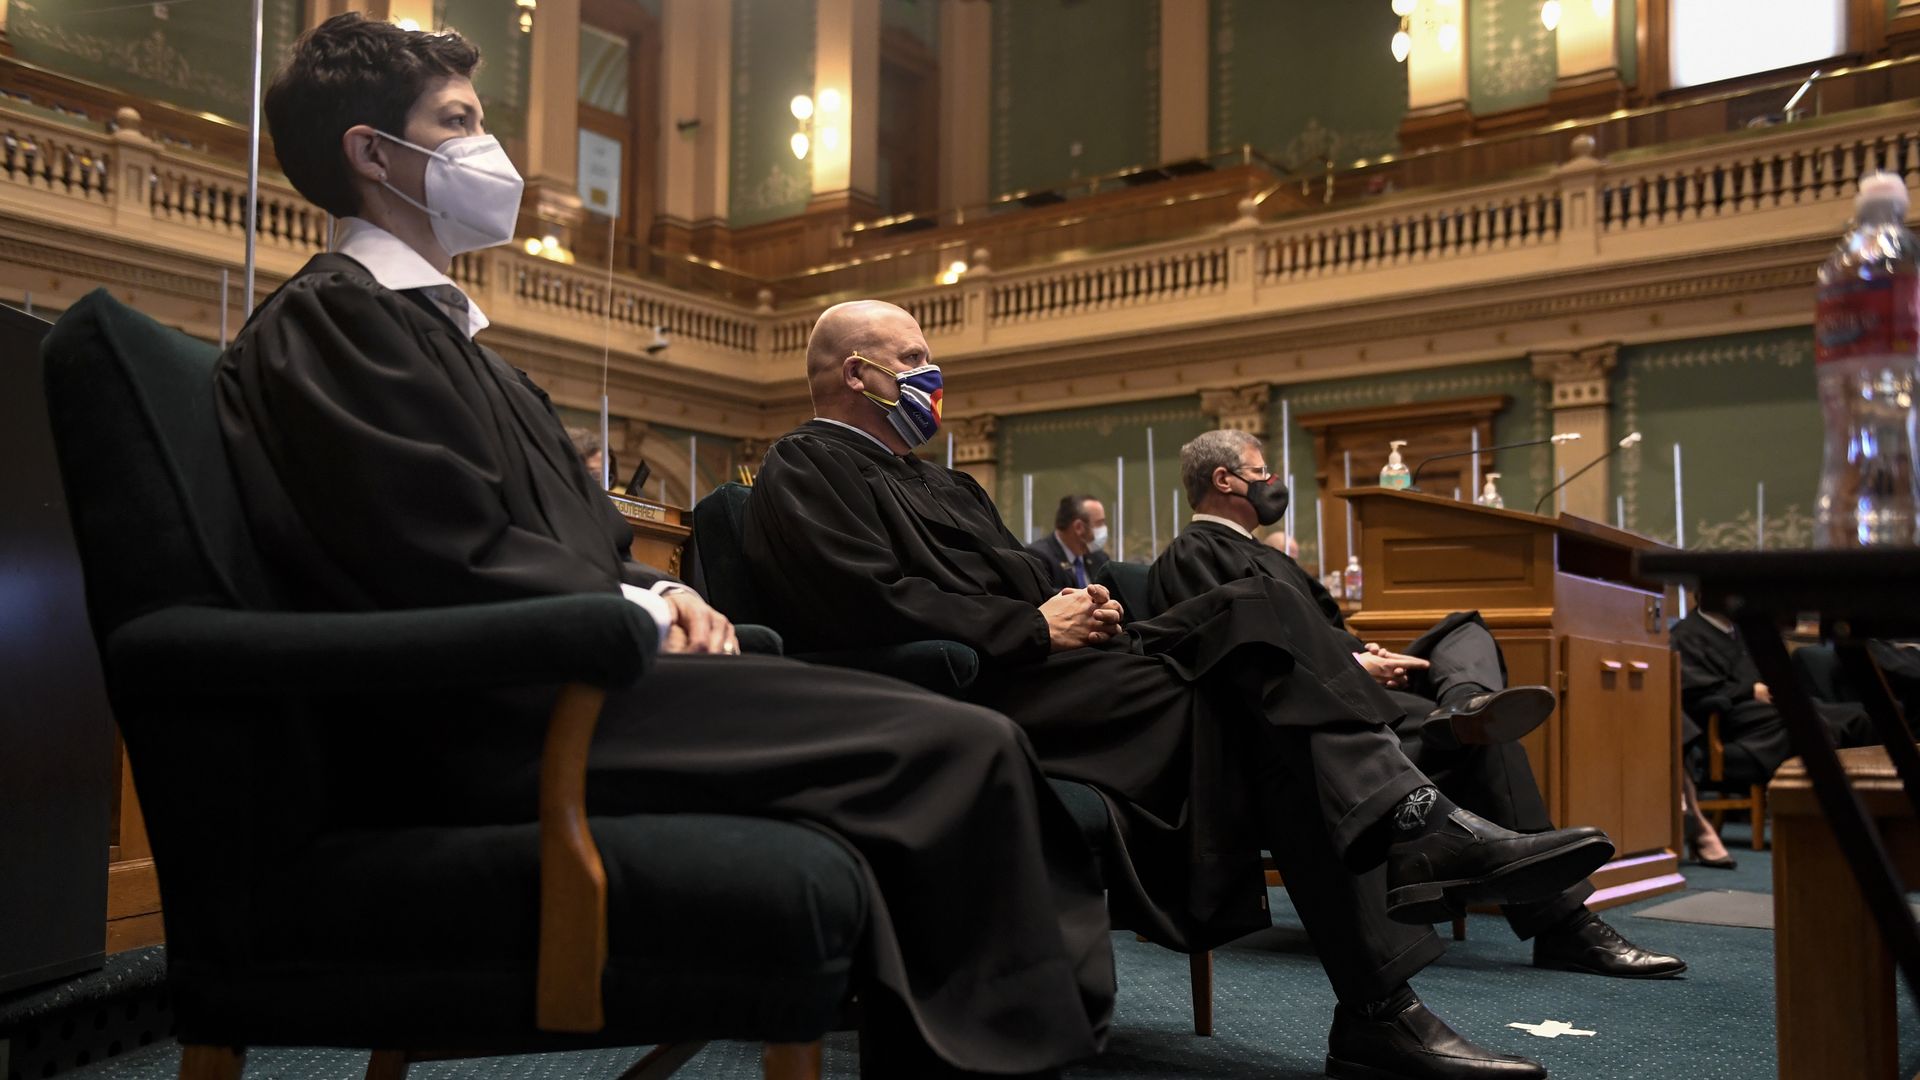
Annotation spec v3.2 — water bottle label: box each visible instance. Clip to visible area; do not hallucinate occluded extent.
[1816,271,1919,365]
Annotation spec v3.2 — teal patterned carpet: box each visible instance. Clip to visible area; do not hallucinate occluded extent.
[42,823,1920,1079]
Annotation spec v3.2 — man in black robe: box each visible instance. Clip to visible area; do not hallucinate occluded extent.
[1672,608,1874,783]
[1025,494,1110,590]
[744,300,1620,1080]
[1150,429,1685,982]
[212,18,1115,1077]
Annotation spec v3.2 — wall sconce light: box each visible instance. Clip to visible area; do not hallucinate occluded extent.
[1389,0,1412,63]
[394,16,420,30]
[516,0,535,34]
[788,88,843,161]
[790,94,813,159]
[1540,0,1560,31]
[937,259,967,285]
[1437,21,1459,52]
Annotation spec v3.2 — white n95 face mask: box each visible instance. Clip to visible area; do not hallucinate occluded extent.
[374,131,525,255]
[1090,524,1110,552]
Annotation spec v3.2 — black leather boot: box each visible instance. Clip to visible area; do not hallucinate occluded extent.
[1421,686,1555,750]
[1387,807,1614,925]
[1326,995,1546,1079]
[1533,913,1687,979]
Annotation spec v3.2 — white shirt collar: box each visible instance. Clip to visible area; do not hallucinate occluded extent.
[1191,513,1254,540]
[334,217,489,339]
[1699,611,1735,635]
[813,417,897,454]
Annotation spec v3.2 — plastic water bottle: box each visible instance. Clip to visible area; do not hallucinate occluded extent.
[1342,555,1363,603]
[1814,171,1920,547]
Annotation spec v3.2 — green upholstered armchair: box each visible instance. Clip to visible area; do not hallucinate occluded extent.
[692,482,1217,1038]
[39,291,859,1080]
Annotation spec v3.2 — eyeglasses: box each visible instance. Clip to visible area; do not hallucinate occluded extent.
[1230,466,1273,482]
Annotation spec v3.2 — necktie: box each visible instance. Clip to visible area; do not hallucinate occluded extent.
[1072,555,1087,588]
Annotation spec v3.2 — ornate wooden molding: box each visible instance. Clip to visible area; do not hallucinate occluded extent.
[1198,384,1270,436]
[1531,344,1619,409]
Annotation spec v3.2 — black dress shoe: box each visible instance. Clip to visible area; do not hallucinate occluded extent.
[1534,915,1687,979]
[1327,997,1545,1079]
[1421,686,1555,750]
[1387,807,1615,925]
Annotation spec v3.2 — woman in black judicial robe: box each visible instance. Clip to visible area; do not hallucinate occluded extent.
[213,255,1115,1075]
[1671,608,1874,781]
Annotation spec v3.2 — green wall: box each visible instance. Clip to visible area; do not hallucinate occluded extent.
[1468,0,1557,115]
[1617,0,1637,89]
[1209,0,1406,169]
[1610,327,1822,551]
[436,0,531,144]
[989,0,1160,199]
[729,0,816,226]
[882,0,938,49]
[9,0,301,124]
[1272,359,1549,575]
[996,396,1209,564]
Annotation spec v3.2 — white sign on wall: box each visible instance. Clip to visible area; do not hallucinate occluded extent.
[578,130,623,219]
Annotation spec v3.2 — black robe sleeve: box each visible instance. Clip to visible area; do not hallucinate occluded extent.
[217,272,654,609]
[1150,527,1363,651]
[1670,614,1756,713]
[744,434,1052,664]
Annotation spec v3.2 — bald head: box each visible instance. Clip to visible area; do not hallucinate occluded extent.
[805,299,933,454]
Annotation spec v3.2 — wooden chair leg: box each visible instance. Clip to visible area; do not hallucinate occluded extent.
[363,1051,410,1080]
[762,1041,823,1080]
[1189,950,1214,1037]
[1451,914,1467,941]
[1751,785,1768,850]
[178,1046,245,1080]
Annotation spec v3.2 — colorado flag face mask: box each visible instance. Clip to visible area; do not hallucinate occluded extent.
[858,355,944,449]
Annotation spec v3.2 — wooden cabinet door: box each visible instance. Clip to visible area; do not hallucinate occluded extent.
[1558,635,1677,857]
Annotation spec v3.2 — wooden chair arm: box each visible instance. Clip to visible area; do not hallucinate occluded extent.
[536,683,611,1033]
[1707,710,1726,783]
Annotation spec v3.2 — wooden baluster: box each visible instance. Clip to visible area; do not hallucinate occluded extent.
[1904,133,1920,187]
[1840,140,1860,196]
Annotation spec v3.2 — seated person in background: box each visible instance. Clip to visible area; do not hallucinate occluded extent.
[1672,607,1874,785]
[746,299,1619,1080]
[214,19,1113,1078]
[1026,494,1110,590]
[1150,430,1684,981]
[567,426,604,478]
[1794,637,1920,728]
[1262,528,1301,558]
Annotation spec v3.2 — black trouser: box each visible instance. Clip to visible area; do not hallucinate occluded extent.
[1391,619,1592,940]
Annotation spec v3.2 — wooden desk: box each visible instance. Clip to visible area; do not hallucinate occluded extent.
[1773,746,1920,1080]
[608,493,691,577]
[1339,487,1685,910]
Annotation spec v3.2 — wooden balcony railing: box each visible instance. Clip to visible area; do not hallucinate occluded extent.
[3,96,1917,393]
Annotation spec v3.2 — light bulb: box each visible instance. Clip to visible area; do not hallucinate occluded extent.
[523,238,542,255]
[790,131,810,160]
[1391,29,1411,62]
[1437,22,1459,52]
[1539,0,1560,31]
[394,17,419,30]
[789,94,813,121]
[947,260,968,276]
[818,88,842,113]
[1392,0,1415,14]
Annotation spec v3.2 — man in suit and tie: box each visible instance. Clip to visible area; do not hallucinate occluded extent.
[1026,494,1110,590]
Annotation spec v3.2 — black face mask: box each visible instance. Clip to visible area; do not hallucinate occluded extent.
[1235,472,1290,526]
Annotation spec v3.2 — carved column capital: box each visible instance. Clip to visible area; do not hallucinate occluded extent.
[1530,344,1617,409]
[948,413,998,464]
[1199,384,1271,436]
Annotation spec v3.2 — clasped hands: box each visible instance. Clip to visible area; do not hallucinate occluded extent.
[1354,642,1429,689]
[662,588,741,656]
[1043,584,1125,652]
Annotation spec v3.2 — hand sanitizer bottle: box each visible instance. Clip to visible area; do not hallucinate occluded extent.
[1476,472,1504,509]
[1380,440,1411,490]
[1343,555,1363,602]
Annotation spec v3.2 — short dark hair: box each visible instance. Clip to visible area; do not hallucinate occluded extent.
[1054,494,1094,531]
[266,13,480,218]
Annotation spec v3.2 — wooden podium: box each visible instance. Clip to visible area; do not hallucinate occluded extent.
[1337,487,1686,910]
[608,493,692,575]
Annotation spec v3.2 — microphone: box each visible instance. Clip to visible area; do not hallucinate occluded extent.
[1534,432,1642,515]
[1408,433,1581,491]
